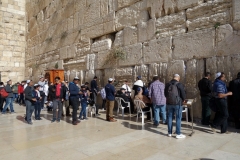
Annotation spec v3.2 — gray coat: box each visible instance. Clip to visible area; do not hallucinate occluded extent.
[5,84,13,98]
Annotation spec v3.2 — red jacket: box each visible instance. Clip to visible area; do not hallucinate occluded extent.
[18,85,24,94]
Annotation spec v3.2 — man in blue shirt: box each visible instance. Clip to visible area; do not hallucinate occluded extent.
[69,77,81,125]
[105,78,117,122]
[210,72,232,134]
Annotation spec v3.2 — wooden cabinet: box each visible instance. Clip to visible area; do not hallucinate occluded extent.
[44,69,65,83]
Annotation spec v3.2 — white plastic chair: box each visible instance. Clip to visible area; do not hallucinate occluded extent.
[182,105,188,123]
[115,97,131,117]
[134,100,152,125]
[86,105,96,117]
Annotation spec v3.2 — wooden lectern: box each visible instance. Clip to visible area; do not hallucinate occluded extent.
[44,69,65,83]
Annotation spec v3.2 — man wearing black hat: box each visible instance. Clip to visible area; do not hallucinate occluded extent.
[69,77,81,125]
[229,72,240,129]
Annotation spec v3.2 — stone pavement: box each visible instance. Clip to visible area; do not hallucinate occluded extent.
[0,104,239,160]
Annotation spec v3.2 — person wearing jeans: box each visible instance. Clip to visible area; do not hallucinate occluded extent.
[148,75,166,126]
[153,104,166,125]
[165,74,186,139]
[2,80,14,114]
[24,80,36,125]
[79,85,88,120]
[32,84,42,120]
[167,105,183,136]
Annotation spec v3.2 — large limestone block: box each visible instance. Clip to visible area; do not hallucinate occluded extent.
[233,0,240,30]
[196,59,205,83]
[115,67,134,88]
[143,37,171,64]
[206,57,217,82]
[216,56,232,82]
[95,50,111,69]
[147,0,164,19]
[155,11,186,38]
[134,64,149,83]
[119,43,142,66]
[173,28,215,60]
[177,0,204,11]
[117,0,141,9]
[138,18,156,42]
[115,1,149,31]
[81,23,104,38]
[113,30,123,47]
[232,56,240,79]
[86,54,96,70]
[167,60,185,83]
[216,24,240,56]
[103,20,116,35]
[83,0,101,24]
[100,0,109,17]
[186,1,231,31]
[91,39,112,53]
[123,26,138,46]
[164,0,177,15]
[185,60,198,97]
[60,46,67,60]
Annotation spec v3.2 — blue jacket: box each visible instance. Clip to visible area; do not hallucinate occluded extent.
[213,79,227,99]
[80,90,88,104]
[105,83,115,101]
[32,90,41,104]
[69,82,80,98]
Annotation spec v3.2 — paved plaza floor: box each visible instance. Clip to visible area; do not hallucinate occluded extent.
[0,104,240,160]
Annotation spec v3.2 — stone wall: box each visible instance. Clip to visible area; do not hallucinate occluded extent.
[0,0,26,83]
[25,0,240,118]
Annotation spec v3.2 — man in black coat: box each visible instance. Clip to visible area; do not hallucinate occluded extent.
[48,77,66,123]
[229,72,240,129]
[198,72,212,125]
[24,80,36,125]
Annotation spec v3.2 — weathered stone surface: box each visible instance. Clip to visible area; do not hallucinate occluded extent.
[206,57,217,82]
[113,30,124,47]
[216,56,232,82]
[134,64,148,83]
[196,59,205,83]
[115,67,133,88]
[95,50,111,70]
[91,39,112,53]
[143,37,171,64]
[185,60,198,100]
[117,0,141,10]
[186,1,231,31]
[232,56,240,79]
[167,60,185,83]
[147,0,164,19]
[216,24,240,56]
[138,18,156,42]
[156,11,186,38]
[123,26,138,46]
[178,0,204,11]
[233,0,240,30]
[173,28,215,60]
[115,1,149,31]
[119,43,143,66]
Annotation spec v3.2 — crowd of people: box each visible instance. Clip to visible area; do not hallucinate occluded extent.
[0,71,239,138]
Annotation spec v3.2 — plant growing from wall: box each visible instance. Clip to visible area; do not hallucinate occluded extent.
[61,31,68,39]
[45,37,52,43]
[214,22,221,29]
[102,47,126,67]
[54,62,58,69]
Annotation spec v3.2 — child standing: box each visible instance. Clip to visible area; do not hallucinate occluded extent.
[32,84,42,120]
[79,85,88,120]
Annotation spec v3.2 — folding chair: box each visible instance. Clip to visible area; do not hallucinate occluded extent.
[115,97,131,117]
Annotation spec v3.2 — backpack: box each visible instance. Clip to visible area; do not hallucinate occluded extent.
[166,82,180,105]
[0,88,9,98]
